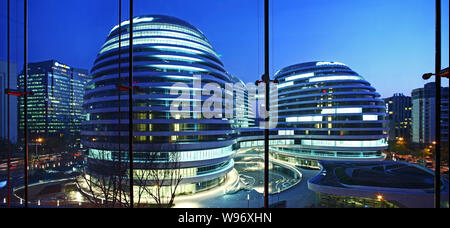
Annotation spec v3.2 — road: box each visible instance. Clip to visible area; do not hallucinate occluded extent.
[1,153,320,208]
[173,166,319,208]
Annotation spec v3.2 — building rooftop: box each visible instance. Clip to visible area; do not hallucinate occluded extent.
[310,161,439,189]
[308,160,449,207]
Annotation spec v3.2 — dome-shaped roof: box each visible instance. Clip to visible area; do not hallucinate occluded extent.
[108,15,206,39]
[83,14,236,170]
[272,61,388,161]
[275,61,352,79]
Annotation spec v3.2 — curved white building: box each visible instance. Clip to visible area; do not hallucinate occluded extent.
[271,61,389,167]
[82,15,237,195]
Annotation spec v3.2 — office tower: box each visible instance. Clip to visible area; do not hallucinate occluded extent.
[412,82,449,144]
[17,60,90,149]
[270,61,389,167]
[383,93,412,141]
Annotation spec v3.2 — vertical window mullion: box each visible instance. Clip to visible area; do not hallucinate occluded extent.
[23,0,29,208]
[117,0,123,208]
[128,0,134,208]
[6,0,11,208]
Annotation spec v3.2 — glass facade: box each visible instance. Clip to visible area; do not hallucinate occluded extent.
[1,0,448,210]
[411,82,449,144]
[383,93,412,141]
[83,15,238,195]
[17,60,90,149]
[271,61,389,164]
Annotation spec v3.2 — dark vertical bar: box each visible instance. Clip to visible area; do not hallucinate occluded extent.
[24,0,29,208]
[118,0,122,208]
[434,0,441,208]
[264,0,269,209]
[128,0,134,208]
[6,0,11,208]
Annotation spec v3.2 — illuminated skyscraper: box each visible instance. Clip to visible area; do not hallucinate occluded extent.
[383,93,412,141]
[17,60,90,149]
[412,82,449,144]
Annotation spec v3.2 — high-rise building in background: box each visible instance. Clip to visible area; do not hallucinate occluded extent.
[17,60,90,150]
[412,82,449,145]
[383,93,412,141]
[268,61,388,168]
[83,15,239,197]
[0,61,18,142]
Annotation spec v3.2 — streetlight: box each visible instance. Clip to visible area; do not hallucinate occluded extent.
[422,68,449,80]
[247,193,250,208]
[421,0,445,207]
[376,194,384,203]
[278,188,280,202]
[35,138,43,157]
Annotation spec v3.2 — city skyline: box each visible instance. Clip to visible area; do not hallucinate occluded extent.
[0,0,449,210]
[0,0,448,99]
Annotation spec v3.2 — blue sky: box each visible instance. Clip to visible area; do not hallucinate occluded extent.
[1,0,448,98]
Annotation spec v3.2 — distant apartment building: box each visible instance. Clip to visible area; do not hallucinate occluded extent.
[17,60,90,148]
[411,82,449,145]
[0,61,18,142]
[383,93,412,141]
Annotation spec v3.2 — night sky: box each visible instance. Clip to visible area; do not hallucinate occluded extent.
[0,0,449,98]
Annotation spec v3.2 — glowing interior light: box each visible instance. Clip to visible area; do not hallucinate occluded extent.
[363,115,378,121]
[278,81,293,89]
[302,138,388,147]
[166,75,195,80]
[316,61,346,66]
[286,117,298,122]
[278,130,294,136]
[297,116,323,122]
[286,116,322,122]
[321,107,362,114]
[285,72,314,81]
[309,75,362,82]
[152,55,202,62]
[153,46,203,55]
[103,30,212,48]
[150,64,207,72]
[100,38,218,57]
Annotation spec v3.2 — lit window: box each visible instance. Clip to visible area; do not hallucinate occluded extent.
[278,81,293,89]
[321,107,362,114]
[309,75,362,83]
[363,115,378,121]
[285,72,314,81]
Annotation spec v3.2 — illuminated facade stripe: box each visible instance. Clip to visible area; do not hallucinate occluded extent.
[83,15,239,194]
[102,30,214,49]
[272,61,389,161]
[99,37,219,57]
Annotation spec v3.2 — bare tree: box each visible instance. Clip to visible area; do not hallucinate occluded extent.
[133,144,183,208]
[77,144,183,208]
[76,150,128,208]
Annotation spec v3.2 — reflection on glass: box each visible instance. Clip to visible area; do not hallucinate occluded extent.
[0,0,448,209]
